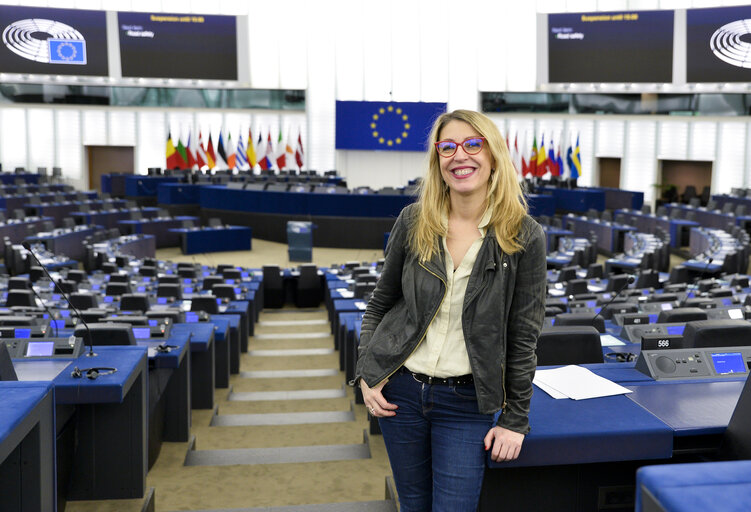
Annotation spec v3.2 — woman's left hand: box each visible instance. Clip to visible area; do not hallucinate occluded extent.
[483,426,525,462]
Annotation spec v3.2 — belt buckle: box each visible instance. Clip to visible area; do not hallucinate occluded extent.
[427,376,433,385]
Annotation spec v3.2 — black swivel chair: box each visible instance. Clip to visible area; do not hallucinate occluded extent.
[212,284,237,301]
[70,292,98,310]
[656,307,708,324]
[108,273,130,283]
[7,277,31,290]
[557,266,578,283]
[190,295,219,315]
[681,320,751,348]
[75,323,136,346]
[120,294,151,312]
[720,368,751,460]
[158,275,180,285]
[564,279,589,296]
[139,266,157,277]
[5,290,36,307]
[221,269,242,281]
[202,275,224,291]
[156,283,182,300]
[105,282,131,296]
[66,269,87,283]
[553,312,606,334]
[262,265,285,308]
[295,264,321,308]
[536,326,604,365]
[178,267,197,279]
[56,279,77,294]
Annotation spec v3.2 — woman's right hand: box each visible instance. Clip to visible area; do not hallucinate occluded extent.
[360,379,398,418]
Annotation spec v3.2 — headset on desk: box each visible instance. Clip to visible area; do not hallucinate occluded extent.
[604,352,637,363]
[71,366,117,380]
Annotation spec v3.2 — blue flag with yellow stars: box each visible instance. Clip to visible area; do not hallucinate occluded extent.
[336,101,446,152]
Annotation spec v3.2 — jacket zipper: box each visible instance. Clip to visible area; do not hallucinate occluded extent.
[501,362,507,411]
[377,261,447,385]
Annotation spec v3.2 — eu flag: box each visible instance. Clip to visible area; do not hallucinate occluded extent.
[48,39,87,65]
[336,101,446,152]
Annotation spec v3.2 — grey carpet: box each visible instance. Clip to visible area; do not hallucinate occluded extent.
[229,388,347,401]
[247,348,335,356]
[211,410,355,426]
[184,442,370,467]
[166,501,396,512]
[239,369,339,378]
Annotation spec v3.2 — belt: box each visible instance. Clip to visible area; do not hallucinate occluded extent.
[400,367,474,386]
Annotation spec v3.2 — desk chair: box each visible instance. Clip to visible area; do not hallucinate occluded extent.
[656,307,708,324]
[635,269,659,289]
[191,296,219,315]
[105,282,131,296]
[100,262,117,274]
[139,266,157,277]
[120,294,151,313]
[553,312,606,334]
[545,299,568,315]
[557,266,578,283]
[216,264,235,273]
[8,277,31,290]
[202,275,224,291]
[70,292,98,310]
[75,323,136,346]
[29,266,45,283]
[178,267,197,279]
[56,279,77,294]
[585,263,603,279]
[262,265,285,308]
[295,264,322,308]
[354,282,376,299]
[158,275,180,285]
[606,274,631,292]
[115,254,130,267]
[221,269,242,281]
[599,302,639,320]
[536,326,604,365]
[645,293,678,303]
[564,279,589,296]
[681,319,751,348]
[146,310,183,324]
[0,342,17,381]
[66,269,87,283]
[5,290,36,308]
[111,273,133,284]
[156,283,182,300]
[668,266,689,284]
[212,284,236,300]
[104,315,149,326]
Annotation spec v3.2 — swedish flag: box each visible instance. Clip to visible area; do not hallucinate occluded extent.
[335,101,446,152]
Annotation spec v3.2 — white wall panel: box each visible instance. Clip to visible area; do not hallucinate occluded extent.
[418,0,448,102]
[0,109,27,171]
[82,110,107,146]
[477,2,507,92]
[505,2,537,91]
[715,122,745,194]
[689,121,717,161]
[278,0,308,90]
[390,0,421,102]
[137,111,165,174]
[27,109,54,172]
[334,1,365,101]
[361,4,392,101]
[108,110,136,146]
[55,110,82,184]
[566,0,598,11]
[658,121,688,160]
[595,120,624,157]
[248,3,280,89]
[624,120,658,206]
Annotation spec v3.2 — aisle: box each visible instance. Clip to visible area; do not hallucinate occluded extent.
[147,308,396,511]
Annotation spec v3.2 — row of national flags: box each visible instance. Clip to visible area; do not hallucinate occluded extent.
[166,127,304,171]
[506,131,582,180]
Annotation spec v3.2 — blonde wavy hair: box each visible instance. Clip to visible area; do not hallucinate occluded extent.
[410,109,528,262]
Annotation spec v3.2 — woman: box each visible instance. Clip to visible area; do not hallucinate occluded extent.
[355,110,546,512]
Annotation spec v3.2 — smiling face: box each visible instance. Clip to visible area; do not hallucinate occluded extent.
[437,120,493,201]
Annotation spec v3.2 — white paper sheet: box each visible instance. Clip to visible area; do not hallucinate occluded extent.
[337,290,354,298]
[599,334,626,347]
[534,365,632,400]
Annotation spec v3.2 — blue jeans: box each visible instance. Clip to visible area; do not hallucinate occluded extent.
[378,370,495,512]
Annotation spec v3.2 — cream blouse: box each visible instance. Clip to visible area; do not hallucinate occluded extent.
[404,208,491,378]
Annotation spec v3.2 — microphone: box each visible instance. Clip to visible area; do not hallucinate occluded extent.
[591,275,636,329]
[25,279,59,338]
[22,242,97,357]
[679,257,714,308]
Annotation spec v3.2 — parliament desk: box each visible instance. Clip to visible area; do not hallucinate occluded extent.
[0,217,55,244]
[528,193,556,217]
[25,226,101,262]
[0,382,56,512]
[168,226,253,254]
[125,175,180,201]
[209,316,236,379]
[540,187,606,213]
[637,460,751,512]
[664,204,751,232]
[563,215,635,253]
[71,207,160,230]
[614,210,699,248]
[117,216,199,248]
[0,172,40,185]
[170,322,216,409]
[479,367,746,512]
[14,346,148,501]
[601,187,644,211]
[92,234,157,261]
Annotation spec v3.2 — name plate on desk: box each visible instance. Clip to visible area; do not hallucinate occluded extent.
[636,345,751,380]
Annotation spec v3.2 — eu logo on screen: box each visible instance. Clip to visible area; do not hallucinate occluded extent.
[48,39,87,65]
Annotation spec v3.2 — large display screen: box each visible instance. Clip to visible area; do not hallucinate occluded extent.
[548,10,674,83]
[687,6,751,82]
[118,12,237,80]
[0,5,108,76]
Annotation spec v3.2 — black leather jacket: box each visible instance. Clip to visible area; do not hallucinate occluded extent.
[355,203,546,434]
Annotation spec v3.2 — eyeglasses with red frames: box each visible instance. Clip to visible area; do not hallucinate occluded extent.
[434,137,487,158]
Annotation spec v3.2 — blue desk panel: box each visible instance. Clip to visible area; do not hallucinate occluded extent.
[540,187,606,213]
[487,388,673,468]
[125,175,180,197]
[158,183,201,204]
[527,194,556,217]
[626,380,744,436]
[170,226,253,255]
[637,460,751,512]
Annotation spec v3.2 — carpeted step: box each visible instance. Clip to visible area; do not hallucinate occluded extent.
[166,501,396,512]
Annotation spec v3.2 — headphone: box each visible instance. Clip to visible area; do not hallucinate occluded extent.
[604,352,636,363]
[71,366,118,380]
